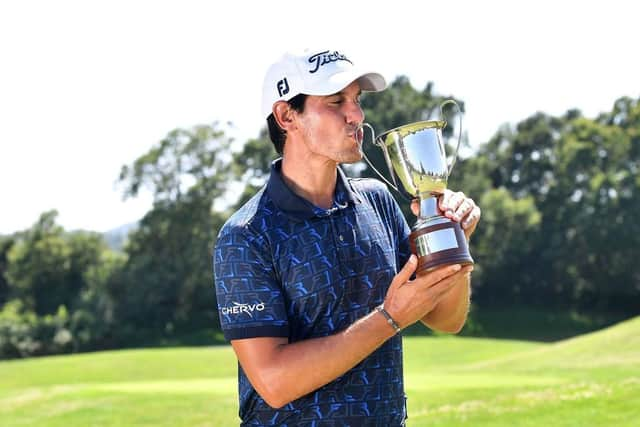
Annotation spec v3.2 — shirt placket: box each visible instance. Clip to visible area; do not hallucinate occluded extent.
[327,208,356,278]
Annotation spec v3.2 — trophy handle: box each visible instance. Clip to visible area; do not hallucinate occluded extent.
[439,100,463,176]
[360,123,401,192]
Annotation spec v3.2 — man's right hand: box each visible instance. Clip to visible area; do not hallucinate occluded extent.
[381,255,471,330]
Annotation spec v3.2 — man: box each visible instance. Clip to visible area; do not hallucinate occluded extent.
[214,48,480,426]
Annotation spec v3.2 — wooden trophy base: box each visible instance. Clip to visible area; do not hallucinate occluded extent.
[409,217,474,275]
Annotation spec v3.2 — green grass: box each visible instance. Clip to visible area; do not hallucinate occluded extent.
[1,316,638,426]
[403,316,640,426]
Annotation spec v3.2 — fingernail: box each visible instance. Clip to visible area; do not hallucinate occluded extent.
[409,254,417,264]
[452,264,461,271]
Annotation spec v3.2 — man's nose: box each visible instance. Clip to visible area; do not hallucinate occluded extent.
[345,101,364,125]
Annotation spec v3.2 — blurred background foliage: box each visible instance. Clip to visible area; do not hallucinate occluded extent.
[1,77,638,358]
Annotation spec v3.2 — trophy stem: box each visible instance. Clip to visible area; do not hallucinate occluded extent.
[418,196,441,220]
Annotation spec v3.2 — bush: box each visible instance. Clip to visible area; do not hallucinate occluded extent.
[0,300,72,359]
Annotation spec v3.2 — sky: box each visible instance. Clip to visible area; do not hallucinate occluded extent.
[1,0,638,234]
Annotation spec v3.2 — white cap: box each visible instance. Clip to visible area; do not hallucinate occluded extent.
[261,48,387,120]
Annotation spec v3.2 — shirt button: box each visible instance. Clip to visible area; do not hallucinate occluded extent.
[339,235,344,242]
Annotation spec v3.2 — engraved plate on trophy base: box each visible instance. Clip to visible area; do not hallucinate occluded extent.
[409,219,473,274]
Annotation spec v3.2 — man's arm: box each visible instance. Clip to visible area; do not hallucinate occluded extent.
[414,190,481,333]
[231,257,470,409]
[231,309,394,409]
[421,270,471,333]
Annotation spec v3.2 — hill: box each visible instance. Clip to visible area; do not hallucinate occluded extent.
[102,221,138,251]
[464,315,640,373]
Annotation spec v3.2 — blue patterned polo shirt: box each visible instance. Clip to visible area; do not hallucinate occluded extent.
[214,159,411,426]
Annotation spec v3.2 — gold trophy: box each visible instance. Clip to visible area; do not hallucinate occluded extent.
[361,100,473,274]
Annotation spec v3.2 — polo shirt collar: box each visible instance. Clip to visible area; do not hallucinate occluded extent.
[266,158,362,220]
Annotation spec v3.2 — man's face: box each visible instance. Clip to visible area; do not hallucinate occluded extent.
[295,81,365,164]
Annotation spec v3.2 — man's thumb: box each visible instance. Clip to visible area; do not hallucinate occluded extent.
[392,254,417,288]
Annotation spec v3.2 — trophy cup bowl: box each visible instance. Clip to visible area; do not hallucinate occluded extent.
[361,100,474,274]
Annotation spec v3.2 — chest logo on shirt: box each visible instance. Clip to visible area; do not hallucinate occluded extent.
[220,301,265,317]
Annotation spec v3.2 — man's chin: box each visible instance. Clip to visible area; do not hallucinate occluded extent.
[337,150,363,165]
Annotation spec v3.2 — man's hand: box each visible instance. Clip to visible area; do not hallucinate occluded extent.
[382,255,473,330]
[411,189,481,240]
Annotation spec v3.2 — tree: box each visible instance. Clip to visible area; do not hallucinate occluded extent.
[70,248,124,351]
[0,237,13,306]
[7,211,75,315]
[115,123,235,341]
[231,129,277,209]
[471,97,640,310]
[469,188,541,305]
[119,124,233,203]
[546,112,639,309]
[1,212,118,357]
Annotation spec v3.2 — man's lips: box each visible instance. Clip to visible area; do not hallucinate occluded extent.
[348,126,364,144]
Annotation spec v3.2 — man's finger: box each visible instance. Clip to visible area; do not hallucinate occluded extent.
[452,198,474,222]
[418,263,462,287]
[462,206,481,230]
[440,191,466,218]
[427,265,473,297]
[390,255,418,290]
[439,190,453,212]
[411,199,420,216]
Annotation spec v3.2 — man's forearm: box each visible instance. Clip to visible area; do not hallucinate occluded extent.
[420,272,471,333]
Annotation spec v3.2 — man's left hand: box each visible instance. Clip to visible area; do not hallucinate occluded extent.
[439,189,480,240]
[411,190,481,240]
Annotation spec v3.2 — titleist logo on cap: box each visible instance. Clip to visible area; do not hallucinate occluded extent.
[307,50,353,74]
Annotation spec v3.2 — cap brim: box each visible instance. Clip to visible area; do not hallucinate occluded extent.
[356,72,387,92]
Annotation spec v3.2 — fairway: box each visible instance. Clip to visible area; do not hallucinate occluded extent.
[0,317,638,426]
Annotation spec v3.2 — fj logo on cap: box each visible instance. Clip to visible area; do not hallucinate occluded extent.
[307,50,353,74]
[277,78,289,97]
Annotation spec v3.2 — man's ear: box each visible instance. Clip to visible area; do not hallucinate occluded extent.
[273,101,297,132]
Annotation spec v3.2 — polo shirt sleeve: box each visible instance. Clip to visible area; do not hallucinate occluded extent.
[214,224,289,341]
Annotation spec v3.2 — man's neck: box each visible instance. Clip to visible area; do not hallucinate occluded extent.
[280,155,337,210]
